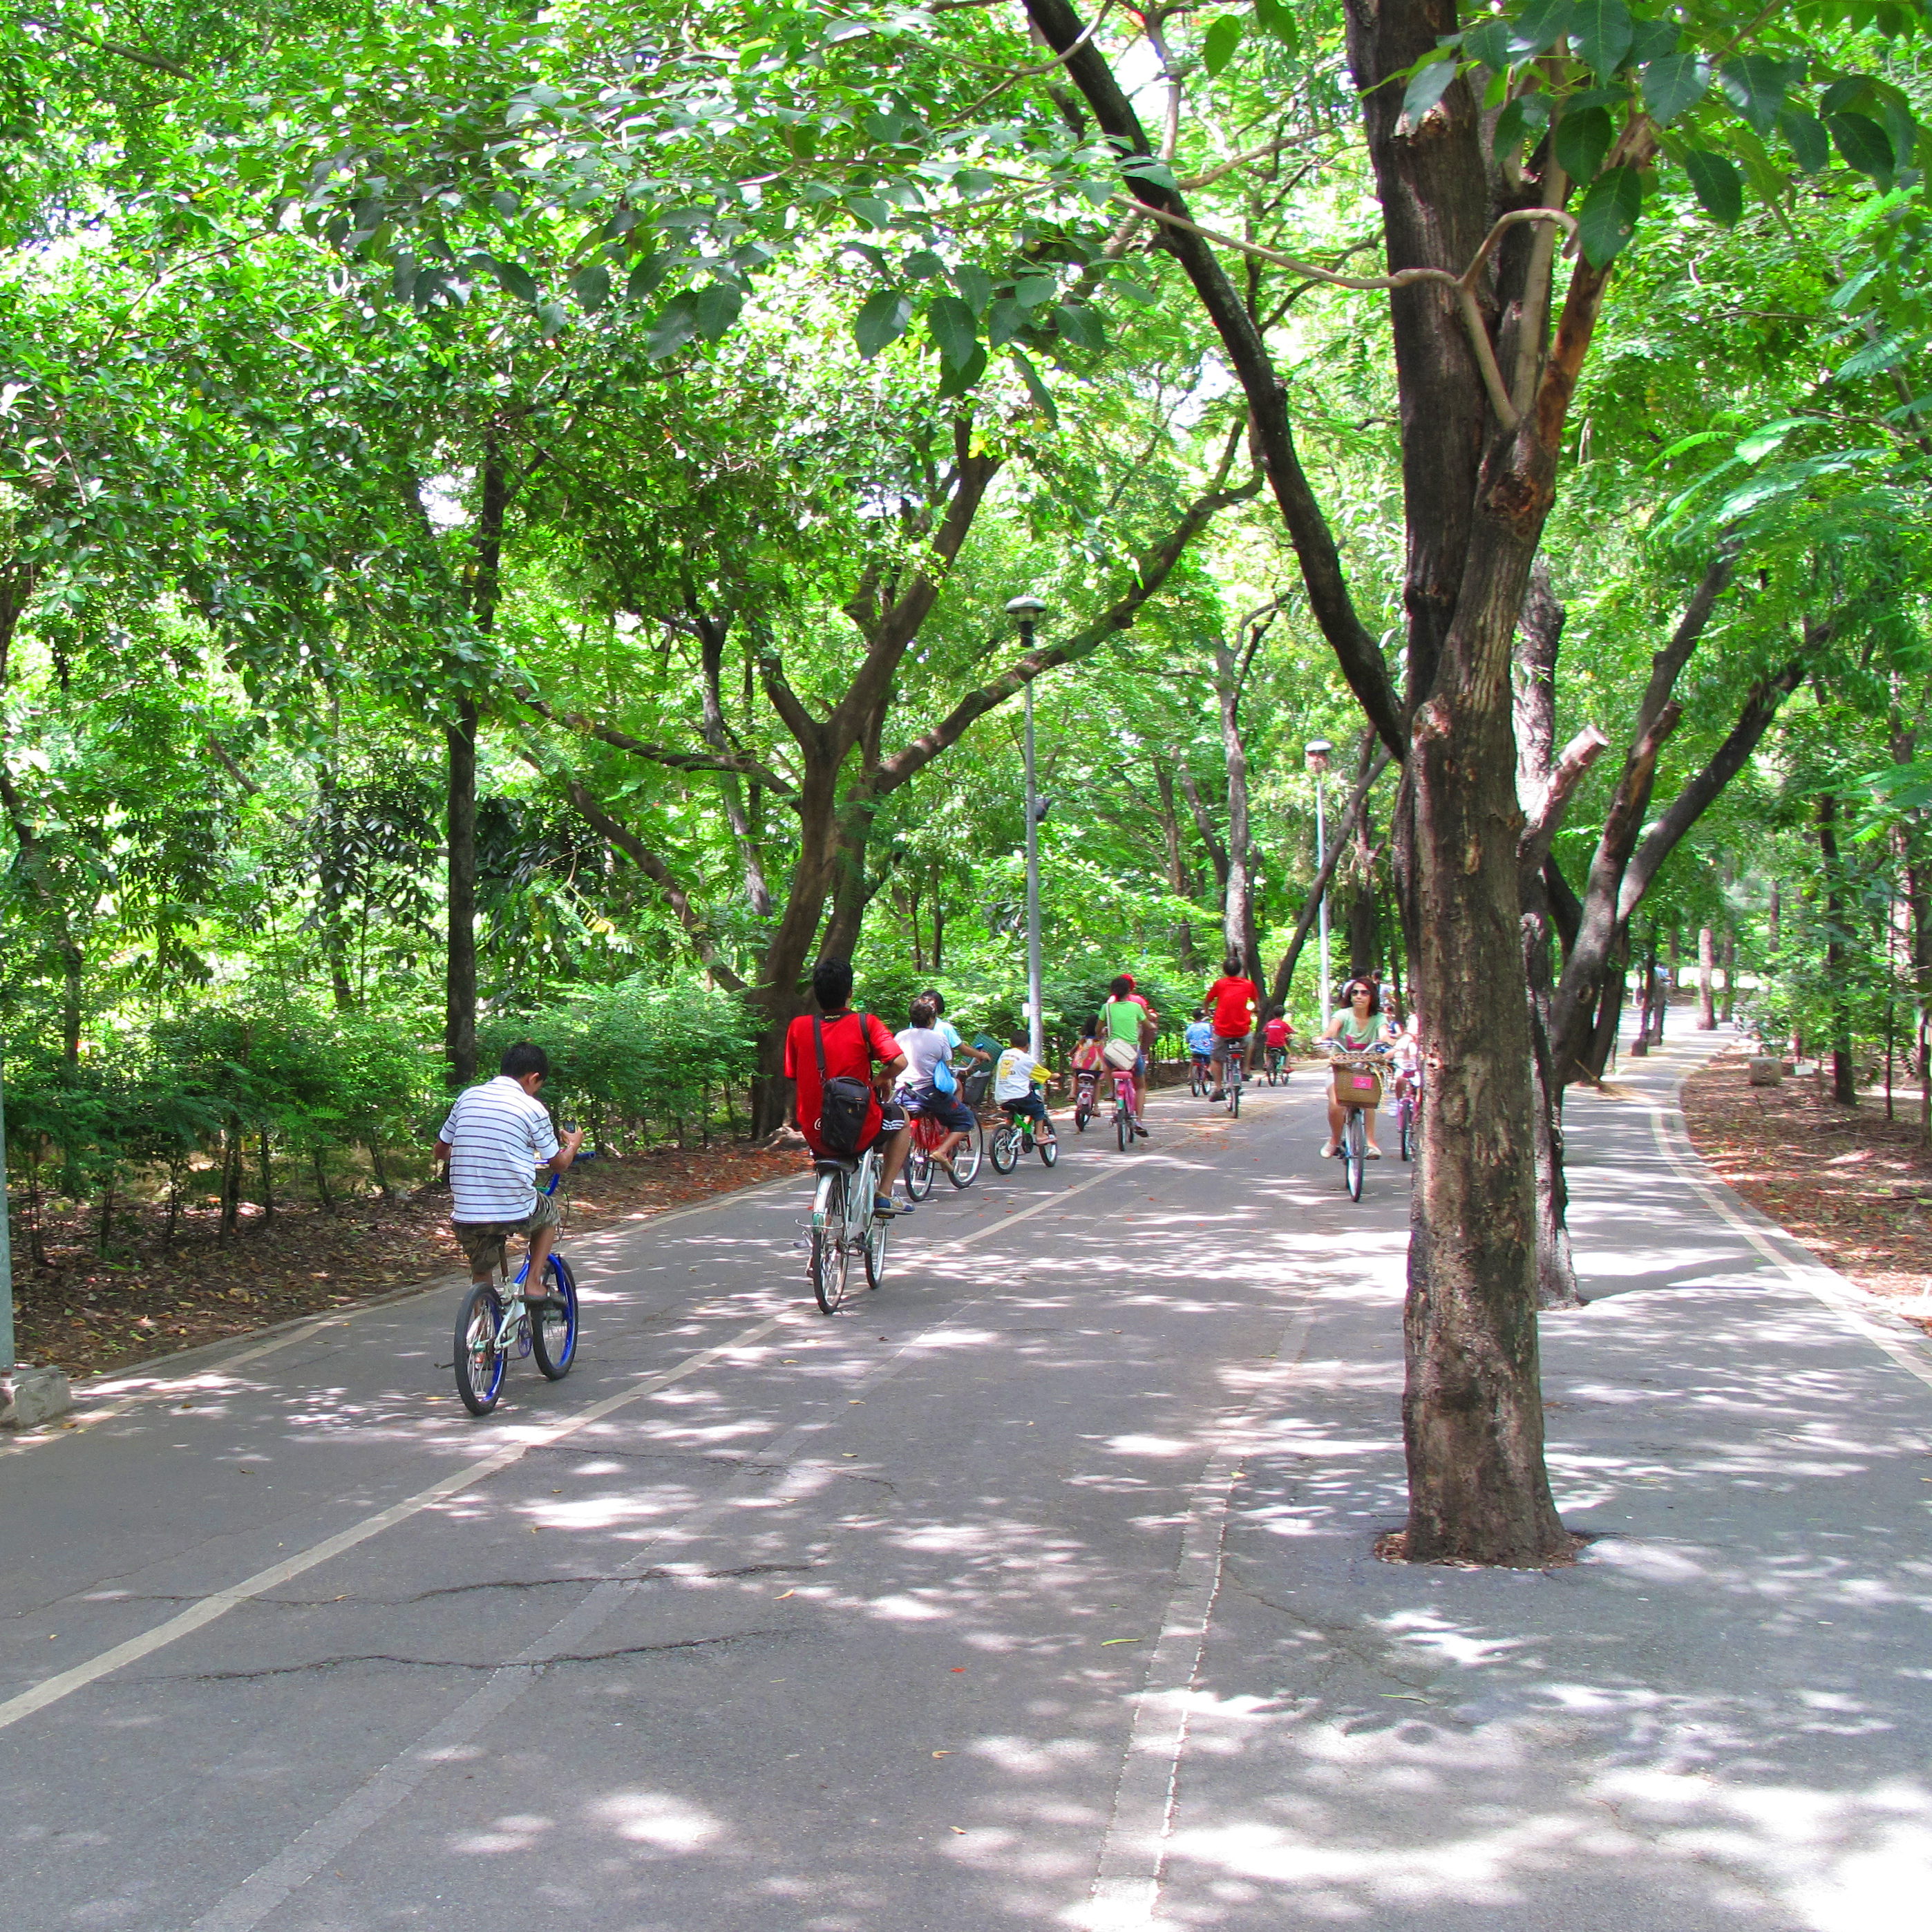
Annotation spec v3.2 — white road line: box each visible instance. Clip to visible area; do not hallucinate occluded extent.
[1070,1303,1320,1932]
[0,1311,786,1734]
[1645,1099,1932,1396]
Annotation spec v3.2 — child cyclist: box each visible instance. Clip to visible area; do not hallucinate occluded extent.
[993,1029,1057,1143]
[1184,1007,1215,1089]
[1262,1007,1292,1077]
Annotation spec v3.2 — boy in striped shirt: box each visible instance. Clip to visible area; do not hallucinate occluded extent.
[435,1041,585,1295]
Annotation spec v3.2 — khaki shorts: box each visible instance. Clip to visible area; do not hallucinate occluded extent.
[454,1187,560,1280]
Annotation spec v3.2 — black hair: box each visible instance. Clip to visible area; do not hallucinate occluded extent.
[1222,954,1242,978]
[500,1041,550,1081]
[1080,1016,1097,1040]
[1342,977,1381,1016]
[1109,974,1133,998]
[909,997,938,1030]
[812,956,855,1012]
[1011,1027,1030,1047]
[919,987,946,1016]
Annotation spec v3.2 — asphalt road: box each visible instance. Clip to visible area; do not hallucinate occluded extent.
[4,1041,1931,1931]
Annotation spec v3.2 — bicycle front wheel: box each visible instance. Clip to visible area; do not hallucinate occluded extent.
[1345,1110,1366,1202]
[989,1126,1019,1174]
[811,1171,851,1314]
[453,1286,506,1417]
[530,1256,579,1379]
[948,1122,982,1187]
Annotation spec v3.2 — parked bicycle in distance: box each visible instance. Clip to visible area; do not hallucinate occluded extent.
[453,1168,581,1417]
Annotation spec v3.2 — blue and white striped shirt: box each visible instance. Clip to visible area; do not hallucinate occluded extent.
[439,1077,560,1224]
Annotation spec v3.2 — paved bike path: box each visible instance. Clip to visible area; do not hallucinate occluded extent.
[2,1039,1929,1931]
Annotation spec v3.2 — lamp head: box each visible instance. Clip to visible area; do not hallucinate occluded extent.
[1305,738,1332,775]
[1005,594,1047,620]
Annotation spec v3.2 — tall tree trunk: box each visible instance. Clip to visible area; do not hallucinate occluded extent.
[445,694,479,1089]
[1817,793,1857,1105]
[1696,927,1716,1029]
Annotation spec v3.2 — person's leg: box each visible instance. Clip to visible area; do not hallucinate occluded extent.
[1324,1096,1344,1155]
[1364,1104,1383,1155]
[522,1191,563,1293]
[875,1121,912,1204]
[1209,1039,1226,1100]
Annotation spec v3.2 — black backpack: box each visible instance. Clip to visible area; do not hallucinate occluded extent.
[813,1012,875,1157]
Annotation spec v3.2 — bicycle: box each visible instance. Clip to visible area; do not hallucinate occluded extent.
[1188,1054,1213,1098]
[1110,1065,1140,1151]
[989,1105,1060,1172]
[807,1139,888,1314]
[903,1106,982,1200]
[453,1169,581,1417]
[1392,1066,1423,1162]
[1215,1039,1247,1119]
[1264,1044,1289,1086]
[1072,1066,1101,1131]
[1318,1044,1390,1203]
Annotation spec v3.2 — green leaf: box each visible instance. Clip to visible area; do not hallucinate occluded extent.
[1401,58,1457,128]
[954,264,994,315]
[937,343,987,400]
[1508,0,1575,57]
[1253,0,1299,51]
[645,291,700,360]
[1576,164,1642,266]
[1014,274,1057,310]
[1837,330,1911,380]
[1463,17,1514,68]
[1778,107,1831,174]
[1640,51,1709,126]
[569,262,611,313]
[1626,17,1678,64]
[1718,55,1794,135]
[854,287,913,358]
[693,283,742,341]
[1011,349,1058,426]
[1492,92,1550,164]
[905,249,945,280]
[626,253,669,301]
[1554,104,1615,180]
[1571,0,1632,77]
[1683,149,1743,226]
[1202,13,1245,75]
[847,196,894,230]
[481,255,539,305]
[1054,303,1105,350]
[1828,111,1897,184]
[927,294,978,368]
[987,296,1026,348]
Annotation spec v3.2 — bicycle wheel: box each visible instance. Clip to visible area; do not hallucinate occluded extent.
[1115,1106,1130,1151]
[1399,1099,1415,1163]
[1345,1109,1365,1202]
[453,1285,506,1417]
[905,1142,933,1201]
[529,1255,579,1379]
[1039,1133,1059,1167]
[948,1121,982,1187]
[810,1171,851,1314]
[1228,1077,1241,1119]
[989,1125,1019,1174]
[1075,1097,1091,1132]
[863,1197,889,1289]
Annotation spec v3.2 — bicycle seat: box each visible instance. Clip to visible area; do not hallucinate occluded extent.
[814,1155,862,1174]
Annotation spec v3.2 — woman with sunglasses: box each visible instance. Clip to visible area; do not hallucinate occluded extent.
[1319,976,1389,1159]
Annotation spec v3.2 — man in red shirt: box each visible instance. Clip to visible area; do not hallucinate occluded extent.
[783,956,914,1216]
[1204,953,1258,1101]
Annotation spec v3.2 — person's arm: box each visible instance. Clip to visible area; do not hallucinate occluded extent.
[1320,1012,1343,1040]
[546,1125,587,1173]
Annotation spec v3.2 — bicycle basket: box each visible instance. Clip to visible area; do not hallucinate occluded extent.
[1332,1065,1383,1108]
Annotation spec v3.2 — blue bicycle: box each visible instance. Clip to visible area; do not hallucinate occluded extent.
[453,1170,581,1417]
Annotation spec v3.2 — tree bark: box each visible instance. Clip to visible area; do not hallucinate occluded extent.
[1817,793,1857,1106]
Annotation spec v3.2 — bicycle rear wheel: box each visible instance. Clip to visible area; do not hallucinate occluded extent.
[989,1125,1019,1174]
[1345,1109,1365,1202]
[863,1199,888,1289]
[1075,1098,1091,1131]
[1229,1078,1241,1119]
[1115,1106,1130,1151]
[905,1142,933,1200]
[948,1121,982,1186]
[811,1171,851,1314]
[1039,1133,1059,1167]
[1399,1099,1416,1162]
[530,1256,579,1379]
[453,1285,506,1417]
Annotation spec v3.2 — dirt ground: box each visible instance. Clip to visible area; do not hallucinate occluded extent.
[1682,1044,1932,1334]
[10,1143,809,1381]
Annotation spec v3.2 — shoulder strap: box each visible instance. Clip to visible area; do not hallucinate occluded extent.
[813,1014,829,1081]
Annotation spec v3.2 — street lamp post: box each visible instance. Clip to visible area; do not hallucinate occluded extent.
[1007,595,1048,1061]
[1306,740,1333,1021]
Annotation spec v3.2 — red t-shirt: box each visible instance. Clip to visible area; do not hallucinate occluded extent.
[1263,1016,1291,1047]
[784,1010,899,1156]
[1206,976,1258,1039]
